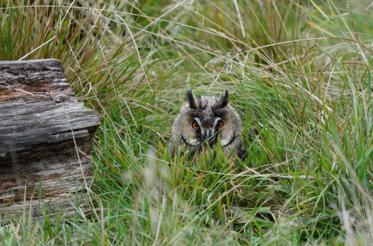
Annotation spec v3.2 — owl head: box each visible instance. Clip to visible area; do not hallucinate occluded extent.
[171,90,242,152]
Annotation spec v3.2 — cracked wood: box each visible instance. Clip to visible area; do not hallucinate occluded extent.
[0,59,100,218]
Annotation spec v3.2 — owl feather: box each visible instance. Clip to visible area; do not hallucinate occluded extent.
[169,90,246,159]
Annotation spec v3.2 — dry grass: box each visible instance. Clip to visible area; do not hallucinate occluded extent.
[1,0,373,245]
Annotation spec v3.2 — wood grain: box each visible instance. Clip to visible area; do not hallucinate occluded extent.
[0,59,100,219]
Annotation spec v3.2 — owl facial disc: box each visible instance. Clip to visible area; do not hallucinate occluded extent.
[170,89,244,158]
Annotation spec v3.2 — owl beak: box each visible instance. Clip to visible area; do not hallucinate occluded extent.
[201,129,217,147]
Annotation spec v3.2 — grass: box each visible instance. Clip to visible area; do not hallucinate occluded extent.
[1,0,373,244]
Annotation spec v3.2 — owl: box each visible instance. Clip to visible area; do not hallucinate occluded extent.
[169,90,245,159]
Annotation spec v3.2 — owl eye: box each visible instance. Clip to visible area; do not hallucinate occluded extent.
[217,120,224,129]
[191,120,200,129]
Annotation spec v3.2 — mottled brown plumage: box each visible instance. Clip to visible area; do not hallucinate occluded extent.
[169,90,245,158]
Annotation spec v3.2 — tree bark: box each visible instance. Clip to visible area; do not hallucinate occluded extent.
[0,59,100,219]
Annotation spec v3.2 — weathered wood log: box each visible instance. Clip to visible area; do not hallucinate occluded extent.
[0,59,100,219]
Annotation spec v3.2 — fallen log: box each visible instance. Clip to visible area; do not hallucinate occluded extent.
[0,59,100,218]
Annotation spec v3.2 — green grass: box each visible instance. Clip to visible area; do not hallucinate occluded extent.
[1,0,373,245]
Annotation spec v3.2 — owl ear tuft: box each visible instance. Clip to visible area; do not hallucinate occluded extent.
[186,89,198,109]
[214,90,229,109]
